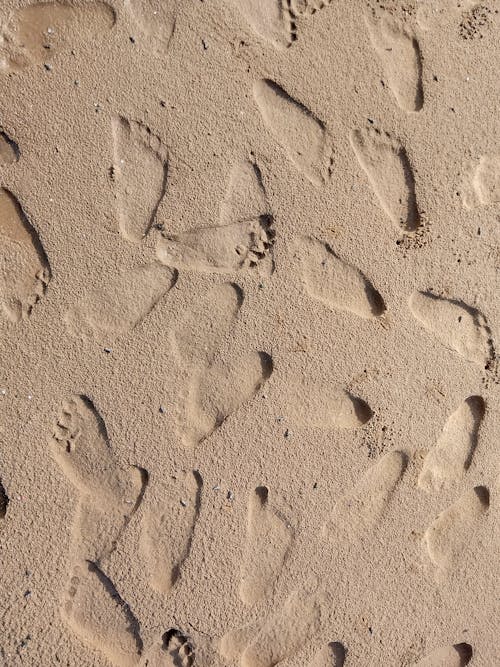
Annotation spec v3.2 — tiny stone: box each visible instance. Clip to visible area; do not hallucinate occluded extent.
[160,100,166,107]
[104,348,112,353]
[180,499,188,507]
[313,482,318,489]
[27,395,32,400]
[159,406,166,414]
[47,27,53,34]
[129,36,136,44]
[227,490,234,501]
[212,485,220,491]
[23,590,31,599]
[44,63,52,71]
[1,389,5,395]
[284,429,291,439]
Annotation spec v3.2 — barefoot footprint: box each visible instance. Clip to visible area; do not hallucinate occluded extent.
[50,395,147,665]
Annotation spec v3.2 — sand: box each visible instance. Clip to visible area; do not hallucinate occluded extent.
[0,0,499,665]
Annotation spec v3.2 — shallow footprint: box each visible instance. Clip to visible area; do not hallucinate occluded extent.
[225,0,295,49]
[366,14,423,112]
[291,0,333,16]
[415,643,472,666]
[462,154,500,209]
[350,126,419,231]
[408,291,494,369]
[323,451,407,537]
[0,1,115,73]
[50,395,143,511]
[0,188,50,322]
[309,642,346,667]
[140,470,202,595]
[220,158,272,228]
[124,0,177,55]
[171,282,243,368]
[424,486,489,570]
[181,351,273,448]
[418,396,485,492]
[65,263,177,342]
[241,582,324,667]
[253,79,333,187]
[239,486,293,605]
[62,560,142,667]
[296,237,385,319]
[111,117,168,243]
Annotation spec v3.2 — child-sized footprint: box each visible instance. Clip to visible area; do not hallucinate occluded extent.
[418,397,485,492]
[415,643,472,666]
[462,154,500,209]
[309,642,346,667]
[424,486,489,571]
[239,486,293,605]
[253,79,333,187]
[224,0,296,50]
[111,117,168,243]
[124,0,177,55]
[408,291,494,369]
[65,263,177,342]
[296,237,385,319]
[366,14,423,112]
[0,188,51,322]
[350,126,420,232]
[0,1,116,74]
[140,470,202,595]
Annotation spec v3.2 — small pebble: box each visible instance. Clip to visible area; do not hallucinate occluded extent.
[23,590,31,599]
[284,429,291,439]
[212,484,220,491]
[180,499,188,507]
[313,482,318,489]
[227,490,234,501]
[104,347,112,354]
[43,63,52,71]
[159,406,166,414]
[129,36,136,44]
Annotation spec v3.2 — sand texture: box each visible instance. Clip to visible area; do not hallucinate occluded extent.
[0,0,499,665]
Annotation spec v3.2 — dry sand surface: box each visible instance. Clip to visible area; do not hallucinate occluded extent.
[0,0,499,665]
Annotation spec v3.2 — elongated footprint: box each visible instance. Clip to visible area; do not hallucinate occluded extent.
[415,643,472,666]
[181,351,273,448]
[366,14,423,112]
[296,237,385,319]
[323,451,407,538]
[253,79,333,187]
[0,1,116,74]
[65,263,177,342]
[63,561,142,667]
[111,117,168,243]
[239,486,293,605]
[157,159,274,275]
[350,126,419,231]
[0,188,51,322]
[424,487,489,570]
[462,154,500,209]
[418,397,485,492]
[224,0,296,49]
[124,0,177,55]
[140,470,202,595]
[408,291,494,369]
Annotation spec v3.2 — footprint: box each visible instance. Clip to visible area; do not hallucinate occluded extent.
[171,283,243,369]
[240,582,324,667]
[62,560,142,667]
[181,351,273,447]
[50,395,145,559]
[124,0,177,55]
[140,470,202,595]
[225,0,296,49]
[64,263,177,342]
[111,117,168,243]
[424,486,489,570]
[253,79,333,187]
[239,486,293,605]
[415,643,472,666]
[0,1,116,73]
[291,0,333,16]
[0,188,51,322]
[323,451,407,537]
[462,154,500,209]
[0,476,8,519]
[0,130,19,166]
[153,629,195,667]
[408,291,494,369]
[366,14,423,112]
[171,281,242,433]
[296,237,386,319]
[220,622,259,665]
[157,159,275,275]
[350,126,420,231]
[309,642,346,667]
[418,396,485,492]
[288,378,373,430]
